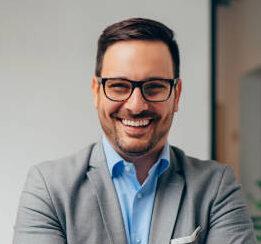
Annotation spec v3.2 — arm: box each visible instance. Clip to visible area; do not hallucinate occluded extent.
[206,166,256,244]
[13,166,66,244]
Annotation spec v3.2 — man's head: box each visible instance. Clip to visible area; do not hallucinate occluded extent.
[92,18,182,160]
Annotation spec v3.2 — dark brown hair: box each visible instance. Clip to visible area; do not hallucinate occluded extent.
[95,17,180,78]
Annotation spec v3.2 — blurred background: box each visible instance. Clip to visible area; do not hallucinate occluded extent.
[0,0,260,242]
[216,0,261,241]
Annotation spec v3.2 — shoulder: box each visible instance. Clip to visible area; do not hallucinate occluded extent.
[27,143,98,193]
[171,145,229,175]
[170,145,237,196]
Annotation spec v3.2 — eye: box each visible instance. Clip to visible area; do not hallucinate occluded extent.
[105,79,131,96]
[144,81,168,91]
[108,82,130,89]
[146,83,165,89]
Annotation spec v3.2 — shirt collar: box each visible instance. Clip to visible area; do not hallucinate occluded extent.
[102,136,124,177]
[102,135,170,178]
[155,142,170,176]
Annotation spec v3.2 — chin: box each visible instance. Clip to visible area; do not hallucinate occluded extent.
[116,138,155,156]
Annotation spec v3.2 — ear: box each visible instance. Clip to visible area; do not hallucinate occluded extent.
[173,79,182,112]
[91,76,100,108]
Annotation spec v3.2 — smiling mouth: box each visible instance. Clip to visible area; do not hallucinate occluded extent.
[121,118,152,127]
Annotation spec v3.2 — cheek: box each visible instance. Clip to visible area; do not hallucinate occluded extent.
[156,101,175,117]
[158,103,175,127]
[98,100,119,119]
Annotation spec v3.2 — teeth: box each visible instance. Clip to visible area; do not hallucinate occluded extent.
[121,119,150,127]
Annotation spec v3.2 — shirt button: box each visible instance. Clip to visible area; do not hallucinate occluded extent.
[125,165,131,172]
[137,193,142,199]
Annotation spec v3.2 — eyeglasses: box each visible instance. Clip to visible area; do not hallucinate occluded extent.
[97,77,178,102]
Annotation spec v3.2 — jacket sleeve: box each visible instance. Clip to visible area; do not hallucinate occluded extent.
[13,165,66,244]
[206,166,256,244]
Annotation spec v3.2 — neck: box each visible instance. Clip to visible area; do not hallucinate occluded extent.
[119,146,164,184]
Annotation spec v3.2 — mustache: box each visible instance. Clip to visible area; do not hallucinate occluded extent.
[111,110,160,120]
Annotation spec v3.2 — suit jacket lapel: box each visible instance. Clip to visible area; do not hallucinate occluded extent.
[149,147,185,244]
[86,142,128,244]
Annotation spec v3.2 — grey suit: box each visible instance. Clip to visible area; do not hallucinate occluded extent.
[13,142,256,244]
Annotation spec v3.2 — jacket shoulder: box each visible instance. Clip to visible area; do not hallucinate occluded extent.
[171,145,229,178]
[170,145,237,201]
[31,143,97,192]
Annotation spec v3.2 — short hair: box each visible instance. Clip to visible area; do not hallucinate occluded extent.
[95,17,180,78]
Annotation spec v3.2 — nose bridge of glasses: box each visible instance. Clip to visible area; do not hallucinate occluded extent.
[131,80,144,89]
[130,80,150,100]
[128,81,147,102]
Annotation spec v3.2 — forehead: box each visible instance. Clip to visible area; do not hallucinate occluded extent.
[101,40,174,79]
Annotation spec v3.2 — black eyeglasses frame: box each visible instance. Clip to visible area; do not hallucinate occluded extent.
[96,77,179,102]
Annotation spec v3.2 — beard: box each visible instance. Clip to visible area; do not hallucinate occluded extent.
[115,133,158,157]
[98,103,175,160]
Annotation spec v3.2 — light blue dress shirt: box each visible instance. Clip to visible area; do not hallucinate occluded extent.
[102,136,170,244]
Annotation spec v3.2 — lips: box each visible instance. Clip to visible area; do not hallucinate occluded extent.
[112,111,158,127]
[121,118,151,127]
[118,118,152,138]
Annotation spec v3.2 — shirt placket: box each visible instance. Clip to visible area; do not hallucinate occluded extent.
[131,189,144,244]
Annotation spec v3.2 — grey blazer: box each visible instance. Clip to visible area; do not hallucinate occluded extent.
[13,142,256,244]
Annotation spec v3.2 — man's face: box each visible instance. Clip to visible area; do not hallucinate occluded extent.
[92,40,181,158]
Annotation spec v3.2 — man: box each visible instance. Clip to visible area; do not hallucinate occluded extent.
[13,18,256,244]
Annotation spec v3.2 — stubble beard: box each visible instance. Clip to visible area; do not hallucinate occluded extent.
[99,106,175,159]
[116,133,158,157]
[113,112,174,158]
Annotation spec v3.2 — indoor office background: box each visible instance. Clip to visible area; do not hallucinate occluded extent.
[0,0,260,243]
[216,0,261,241]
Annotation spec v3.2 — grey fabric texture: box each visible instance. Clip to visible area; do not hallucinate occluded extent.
[13,142,256,244]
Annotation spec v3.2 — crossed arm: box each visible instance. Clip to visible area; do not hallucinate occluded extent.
[13,164,256,244]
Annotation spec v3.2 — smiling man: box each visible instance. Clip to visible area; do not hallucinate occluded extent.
[92,39,180,184]
[13,18,255,244]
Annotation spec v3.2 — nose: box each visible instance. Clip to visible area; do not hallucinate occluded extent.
[124,87,149,114]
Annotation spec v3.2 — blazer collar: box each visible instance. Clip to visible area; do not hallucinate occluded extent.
[149,146,185,244]
[87,142,185,244]
[87,142,128,244]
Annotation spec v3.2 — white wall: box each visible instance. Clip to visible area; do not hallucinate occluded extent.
[0,0,210,242]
